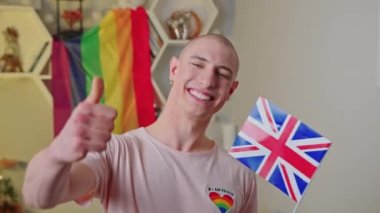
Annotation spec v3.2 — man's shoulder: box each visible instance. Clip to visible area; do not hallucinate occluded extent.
[112,127,147,141]
[215,146,256,178]
[108,128,149,149]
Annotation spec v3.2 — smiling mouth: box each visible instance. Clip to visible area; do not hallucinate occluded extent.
[188,88,214,102]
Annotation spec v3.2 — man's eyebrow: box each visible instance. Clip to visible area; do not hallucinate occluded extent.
[189,55,233,74]
[190,55,208,62]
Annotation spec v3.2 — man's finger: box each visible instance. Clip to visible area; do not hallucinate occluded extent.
[85,77,104,104]
[89,104,118,120]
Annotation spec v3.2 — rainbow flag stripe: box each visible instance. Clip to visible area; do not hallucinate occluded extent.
[52,7,155,135]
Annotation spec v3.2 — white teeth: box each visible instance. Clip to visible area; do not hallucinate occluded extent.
[189,89,211,101]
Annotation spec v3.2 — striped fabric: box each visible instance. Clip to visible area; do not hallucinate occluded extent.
[52,7,155,135]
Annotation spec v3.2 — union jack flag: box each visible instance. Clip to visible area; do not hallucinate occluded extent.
[229,97,331,202]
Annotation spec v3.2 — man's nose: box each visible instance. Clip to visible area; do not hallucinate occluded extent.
[199,68,217,88]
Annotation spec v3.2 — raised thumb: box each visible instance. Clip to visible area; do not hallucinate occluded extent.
[84,77,104,104]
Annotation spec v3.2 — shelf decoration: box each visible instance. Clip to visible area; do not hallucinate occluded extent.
[0,159,26,170]
[0,158,26,213]
[0,26,23,73]
[52,7,155,135]
[56,0,84,39]
[61,9,83,31]
[150,0,217,41]
[166,10,202,40]
[0,175,21,213]
[0,5,52,76]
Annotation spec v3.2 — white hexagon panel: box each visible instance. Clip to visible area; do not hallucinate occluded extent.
[0,5,52,75]
[0,76,53,161]
[150,0,218,41]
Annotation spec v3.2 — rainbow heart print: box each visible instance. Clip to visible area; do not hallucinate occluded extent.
[209,191,234,213]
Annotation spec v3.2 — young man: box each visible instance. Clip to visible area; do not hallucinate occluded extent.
[23,34,257,212]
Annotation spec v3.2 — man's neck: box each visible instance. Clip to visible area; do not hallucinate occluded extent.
[146,106,214,153]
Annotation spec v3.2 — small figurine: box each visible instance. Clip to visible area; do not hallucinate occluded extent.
[166,10,202,40]
[56,0,84,38]
[61,9,83,31]
[0,27,23,73]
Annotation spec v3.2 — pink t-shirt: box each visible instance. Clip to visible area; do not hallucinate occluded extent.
[81,128,257,213]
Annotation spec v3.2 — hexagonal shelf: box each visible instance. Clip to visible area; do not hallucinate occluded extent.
[150,0,218,42]
[0,5,52,76]
[151,42,186,104]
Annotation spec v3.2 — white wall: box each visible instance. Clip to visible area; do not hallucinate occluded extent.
[230,0,380,212]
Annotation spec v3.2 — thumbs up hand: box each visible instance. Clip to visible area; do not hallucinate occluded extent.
[49,77,117,164]
[85,76,104,104]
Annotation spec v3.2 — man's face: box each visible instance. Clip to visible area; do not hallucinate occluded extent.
[168,37,239,120]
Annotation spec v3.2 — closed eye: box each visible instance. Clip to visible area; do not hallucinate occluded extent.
[217,69,232,80]
[191,62,203,68]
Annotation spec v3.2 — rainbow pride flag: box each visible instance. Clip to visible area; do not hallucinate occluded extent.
[52,7,155,135]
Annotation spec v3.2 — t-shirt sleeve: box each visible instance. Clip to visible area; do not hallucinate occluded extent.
[74,136,117,205]
[80,151,111,197]
[240,174,258,213]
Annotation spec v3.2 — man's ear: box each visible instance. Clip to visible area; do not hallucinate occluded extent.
[169,56,179,81]
[229,81,239,95]
[226,81,239,101]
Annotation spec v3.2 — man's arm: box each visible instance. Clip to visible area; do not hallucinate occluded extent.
[22,78,117,208]
[22,149,95,208]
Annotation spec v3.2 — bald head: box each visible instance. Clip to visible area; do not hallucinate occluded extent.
[166,33,240,119]
[179,34,240,76]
